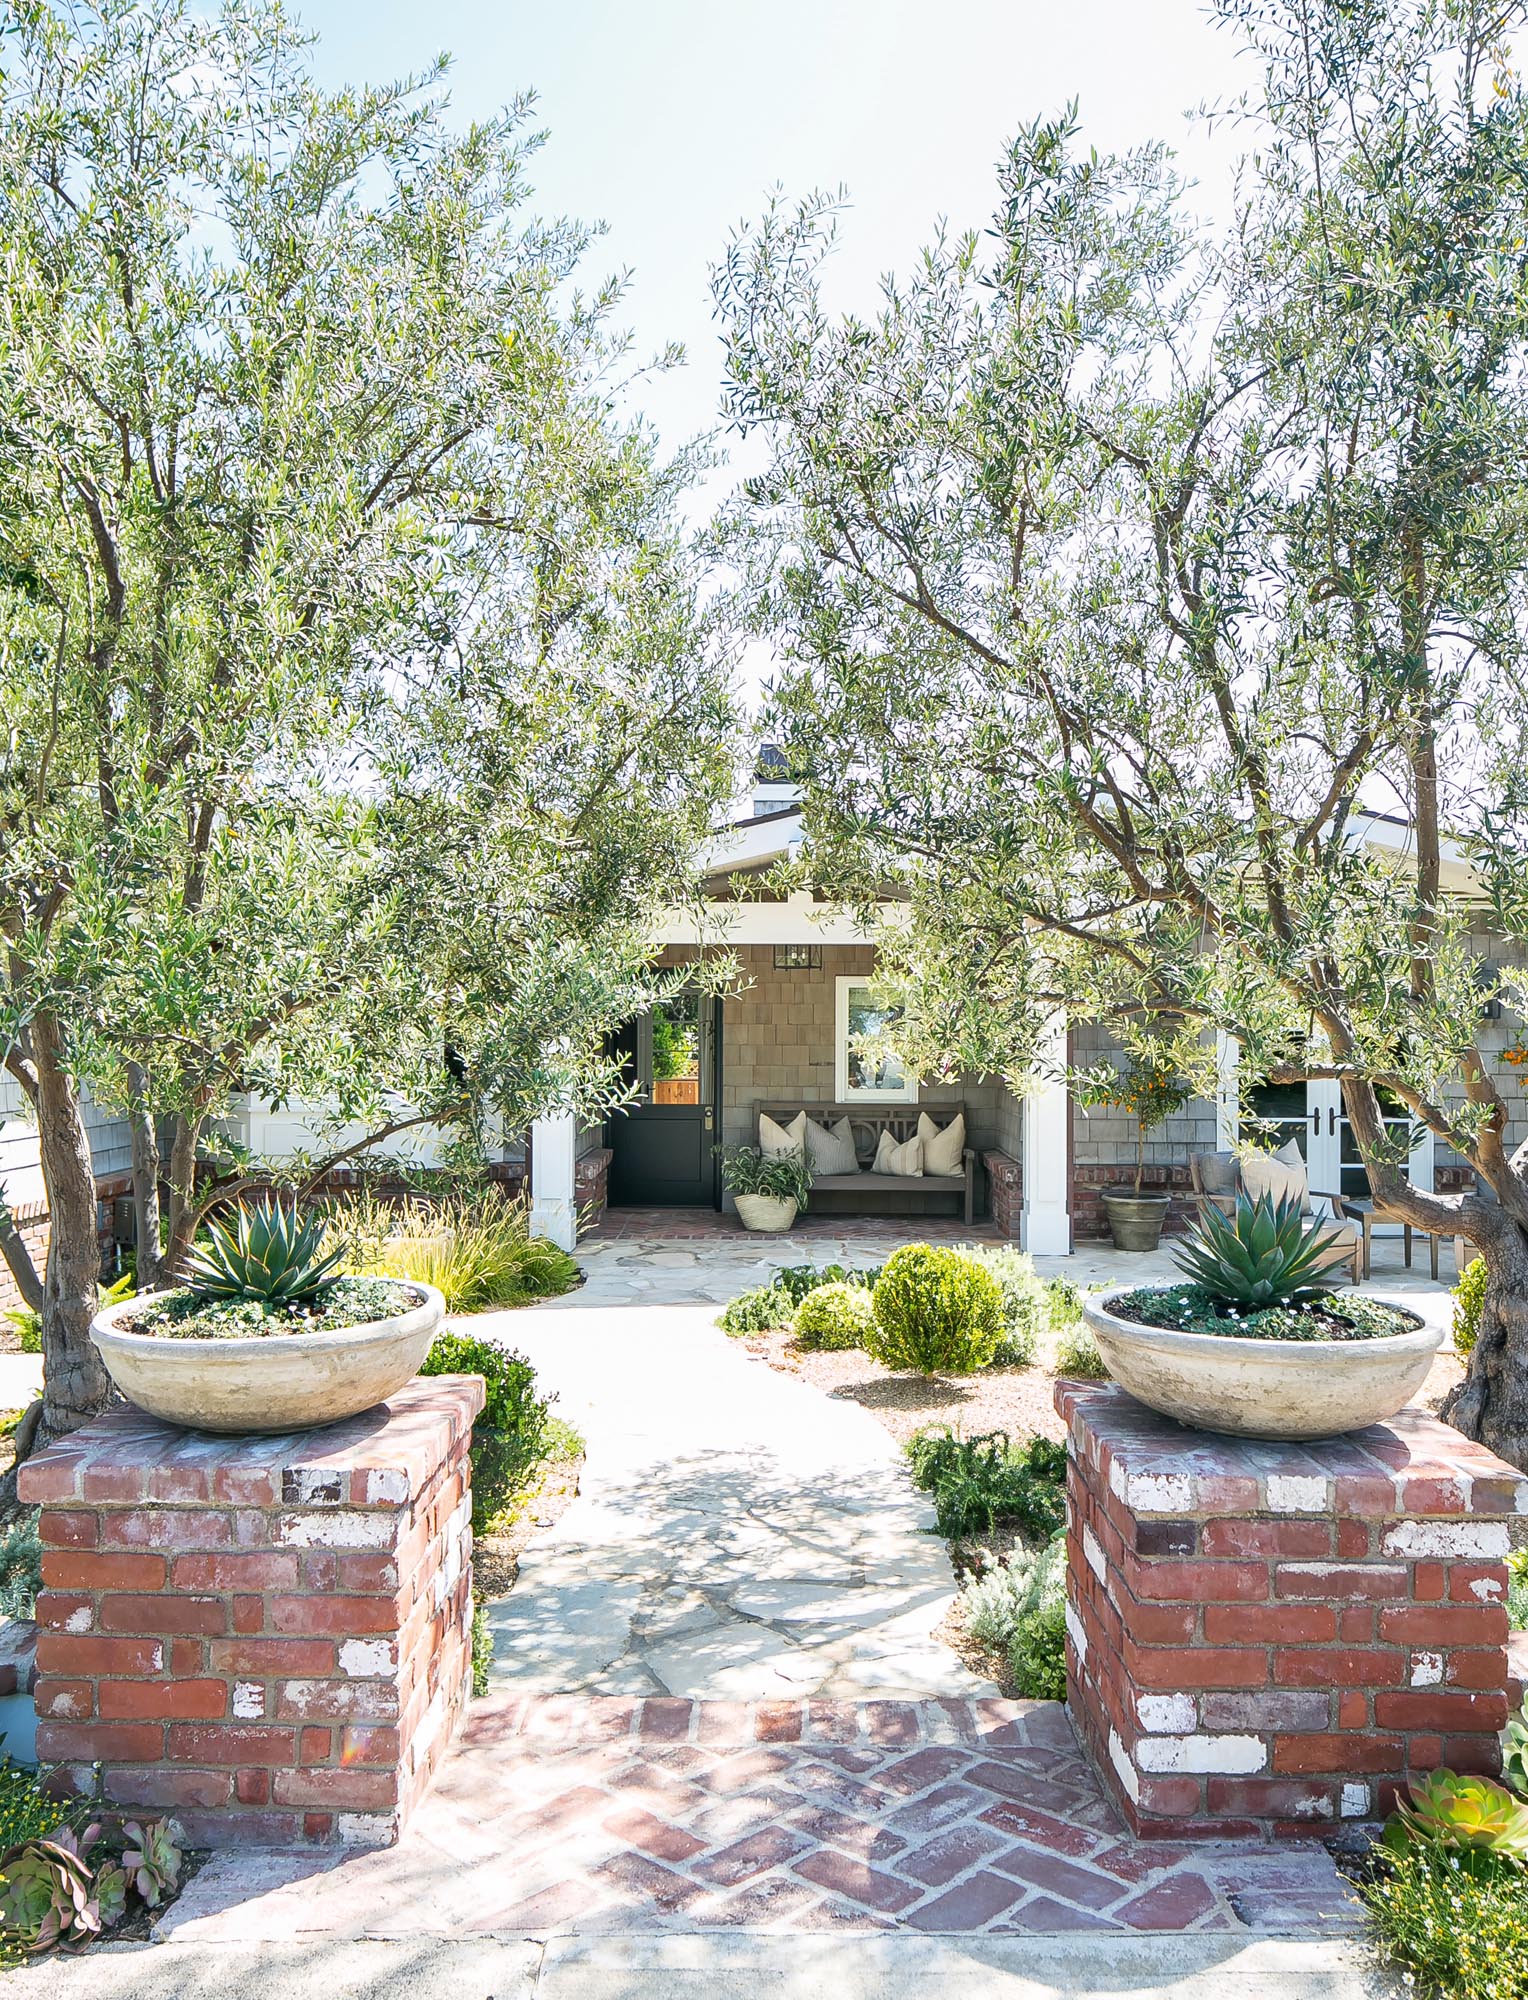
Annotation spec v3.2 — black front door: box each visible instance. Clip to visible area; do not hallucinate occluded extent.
[606,992,720,1206]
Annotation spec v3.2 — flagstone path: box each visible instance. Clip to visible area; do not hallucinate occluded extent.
[475,1299,991,1699]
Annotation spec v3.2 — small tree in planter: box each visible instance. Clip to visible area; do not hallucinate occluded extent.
[1076,1057,1192,1251]
[719,1147,813,1233]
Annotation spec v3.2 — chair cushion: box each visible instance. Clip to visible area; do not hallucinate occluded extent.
[1195,1152,1240,1197]
[759,1111,806,1161]
[917,1111,965,1178]
[1242,1141,1309,1214]
[805,1115,859,1176]
[872,1129,923,1177]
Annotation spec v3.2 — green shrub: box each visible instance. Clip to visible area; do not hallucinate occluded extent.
[868,1246,1003,1374]
[1509,1550,1528,1633]
[718,1283,796,1333]
[792,1282,876,1351]
[906,1428,1067,1541]
[1046,1275,1083,1328]
[958,1245,1046,1367]
[471,1599,493,1698]
[0,1513,42,1620]
[1455,1256,1488,1356]
[1362,1844,1528,2000]
[419,1332,578,1533]
[2,1309,39,1356]
[1053,1319,1108,1379]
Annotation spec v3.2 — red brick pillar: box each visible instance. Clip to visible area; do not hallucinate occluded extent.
[20,1374,484,1847]
[1058,1382,1519,1839]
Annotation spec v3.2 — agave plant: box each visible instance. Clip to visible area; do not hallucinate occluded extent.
[0,1827,103,1951]
[1387,1769,1528,1861]
[120,1817,182,1906]
[1172,1193,1352,1308]
[186,1196,343,1306]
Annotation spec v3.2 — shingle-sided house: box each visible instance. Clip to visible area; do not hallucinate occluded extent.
[522,776,1517,1257]
[1,768,1519,1278]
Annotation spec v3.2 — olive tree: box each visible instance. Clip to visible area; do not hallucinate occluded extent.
[715,0,1528,1461]
[0,0,739,1440]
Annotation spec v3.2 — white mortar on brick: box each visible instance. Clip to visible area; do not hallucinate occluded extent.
[1107,1727,1141,1804]
[1135,1733,1267,1775]
[64,1606,91,1634]
[364,1469,410,1506]
[1383,1520,1509,1560]
[278,1511,396,1550]
[335,1811,400,1847]
[1083,1525,1107,1583]
[1064,1601,1087,1662]
[1410,1651,1443,1688]
[232,1682,265,1719]
[338,1638,398,1679]
[1267,1475,1328,1513]
[1341,1782,1370,1818]
[1470,1575,1506,1601]
[1137,1693,1196,1734]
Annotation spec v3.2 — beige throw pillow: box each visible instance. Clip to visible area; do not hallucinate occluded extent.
[917,1110,965,1178]
[1240,1140,1308,1214]
[759,1111,806,1161]
[872,1129,923,1177]
[805,1115,859,1176]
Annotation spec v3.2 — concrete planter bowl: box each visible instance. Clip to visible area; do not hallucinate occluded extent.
[89,1283,446,1435]
[733,1194,799,1233]
[1082,1290,1442,1441]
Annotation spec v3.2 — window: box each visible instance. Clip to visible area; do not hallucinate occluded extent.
[835,977,917,1103]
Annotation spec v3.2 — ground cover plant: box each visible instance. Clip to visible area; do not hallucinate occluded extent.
[1112,1284,1413,1343]
[717,1261,878,1334]
[959,1533,1068,1702]
[906,1428,1066,1541]
[0,1764,184,1964]
[1360,1731,1528,1998]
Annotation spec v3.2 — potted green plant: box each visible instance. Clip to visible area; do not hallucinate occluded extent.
[1079,1057,1192,1252]
[719,1145,812,1233]
[90,1196,443,1434]
[1083,1194,1439,1439]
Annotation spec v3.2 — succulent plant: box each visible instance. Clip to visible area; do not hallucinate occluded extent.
[91,1857,128,1930]
[120,1817,182,1906]
[0,1828,103,1951]
[1172,1192,1353,1308]
[1388,1769,1528,1860]
[186,1196,343,1306]
[1503,1698,1528,1800]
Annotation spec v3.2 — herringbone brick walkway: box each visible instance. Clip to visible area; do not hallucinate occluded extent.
[161,1694,1366,1941]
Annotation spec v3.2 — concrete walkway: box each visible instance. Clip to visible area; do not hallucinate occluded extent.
[477,1299,990,1699]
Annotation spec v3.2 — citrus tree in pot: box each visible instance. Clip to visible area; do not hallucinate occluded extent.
[1083,1194,1441,1439]
[719,1146,813,1233]
[1078,1057,1192,1252]
[90,1197,444,1434]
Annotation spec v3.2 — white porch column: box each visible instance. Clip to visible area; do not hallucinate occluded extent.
[1214,1032,1240,1152]
[529,1110,578,1253]
[1021,1013,1072,1256]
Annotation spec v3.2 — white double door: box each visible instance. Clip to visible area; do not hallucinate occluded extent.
[1299,1078,1433,1228]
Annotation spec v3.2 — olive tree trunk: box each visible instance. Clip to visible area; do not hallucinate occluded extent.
[1442,1212,1528,1468]
[31,1014,112,1441]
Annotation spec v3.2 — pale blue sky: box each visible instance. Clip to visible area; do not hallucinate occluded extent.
[298,1,1251,467]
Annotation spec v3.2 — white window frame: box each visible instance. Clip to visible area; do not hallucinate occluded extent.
[834,976,918,1104]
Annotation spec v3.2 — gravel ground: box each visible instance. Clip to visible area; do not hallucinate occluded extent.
[736,1327,1072,1449]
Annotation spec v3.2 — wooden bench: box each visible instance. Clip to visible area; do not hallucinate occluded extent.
[757,1104,976,1225]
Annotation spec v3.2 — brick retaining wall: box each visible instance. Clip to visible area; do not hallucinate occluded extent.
[20,1375,484,1847]
[1058,1382,1519,1839]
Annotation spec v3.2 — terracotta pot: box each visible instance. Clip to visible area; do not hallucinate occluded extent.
[1082,1290,1440,1440]
[90,1284,445,1435]
[734,1194,799,1233]
[1101,1191,1171,1252]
